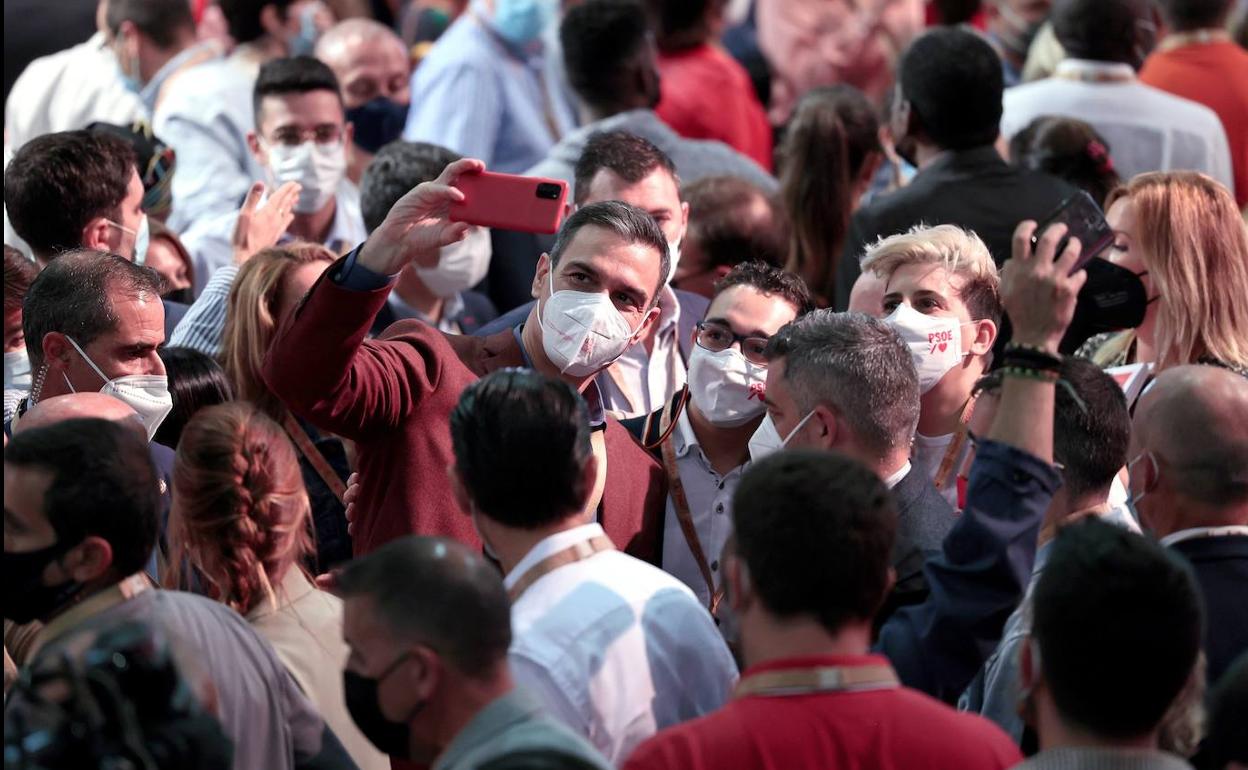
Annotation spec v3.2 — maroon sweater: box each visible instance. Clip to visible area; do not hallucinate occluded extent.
[263,261,665,563]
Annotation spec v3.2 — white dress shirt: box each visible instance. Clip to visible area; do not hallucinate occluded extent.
[507,523,738,764]
[4,32,144,152]
[661,408,748,609]
[155,54,265,235]
[180,181,368,295]
[599,287,686,420]
[1001,59,1234,190]
[1159,526,1248,547]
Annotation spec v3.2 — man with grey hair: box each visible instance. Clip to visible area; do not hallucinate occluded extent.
[5,249,172,444]
[1130,364,1248,686]
[264,158,670,563]
[863,224,1002,509]
[315,18,412,184]
[337,535,610,767]
[751,309,956,618]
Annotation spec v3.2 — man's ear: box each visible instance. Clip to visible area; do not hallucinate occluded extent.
[970,318,998,356]
[811,404,838,450]
[725,554,753,614]
[402,644,442,704]
[531,253,551,300]
[246,130,267,168]
[679,200,690,239]
[41,331,71,369]
[81,217,114,252]
[62,536,115,584]
[342,122,354,152]
[631,305,660,345]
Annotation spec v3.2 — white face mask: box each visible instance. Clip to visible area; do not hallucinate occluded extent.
[65,336,172,442]
[265,140,346,214]
[882,304,973,395]
[747,410,815,462]
[665,239,682,286]
[687,345,767,427]
[414,226,492,298]
[109,214,150,265]
[538,265,645,378]
[4,348,32,390]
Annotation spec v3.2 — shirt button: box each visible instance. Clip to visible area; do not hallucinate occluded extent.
[711,560,719,571]
[715,503,725,514]
[717,481,725,490]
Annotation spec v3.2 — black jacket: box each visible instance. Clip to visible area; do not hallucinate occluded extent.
[835,146,1074,309]
[1169,534,1248,686]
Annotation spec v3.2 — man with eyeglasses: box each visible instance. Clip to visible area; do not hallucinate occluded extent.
[623,262,814,614]
[180,56,367,296]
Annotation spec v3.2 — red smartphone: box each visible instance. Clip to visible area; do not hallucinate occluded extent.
[449,171,568,234]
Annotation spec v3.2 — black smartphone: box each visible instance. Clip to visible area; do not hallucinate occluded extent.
[1029,190,1115,274]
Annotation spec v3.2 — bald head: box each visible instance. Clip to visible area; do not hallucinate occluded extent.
[1134,365,1248,515]
[315,19,410,110]
[16,393,144,438]
[336,535,511,678]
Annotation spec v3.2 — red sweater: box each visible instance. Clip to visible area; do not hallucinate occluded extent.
[624,654,1023,770]
[655,43,774,171]
[1140,39,1248,207]
[262,261,666,563]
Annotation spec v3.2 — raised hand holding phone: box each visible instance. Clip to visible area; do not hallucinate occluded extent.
[1005,220,1090,355]
[357,157,486,276]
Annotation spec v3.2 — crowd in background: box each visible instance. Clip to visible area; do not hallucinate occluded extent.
[3,0,1247,768]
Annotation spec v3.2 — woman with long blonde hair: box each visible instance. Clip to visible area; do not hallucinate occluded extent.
[1081,172,1248,376]
[167,402,387,770]
[219,243,354,569]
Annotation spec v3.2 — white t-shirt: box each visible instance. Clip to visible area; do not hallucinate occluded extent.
[912,431,970,509]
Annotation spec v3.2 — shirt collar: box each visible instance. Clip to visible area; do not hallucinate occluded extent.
[882,461,912,490]
[277,182,361,253]
[1159,525,1248,547]
[504,522,607,591]
[655,285,681,336]
[433,689,545,770]
[1055,58,1137,82]
[36,573,152,655]
[246,568,316,621]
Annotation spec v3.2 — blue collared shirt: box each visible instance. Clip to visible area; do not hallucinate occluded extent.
[402,12,576,173]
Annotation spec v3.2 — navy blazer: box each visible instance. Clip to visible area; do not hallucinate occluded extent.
[880,466,958,625]
[472,288,709,361]
[1169,534,1248,686]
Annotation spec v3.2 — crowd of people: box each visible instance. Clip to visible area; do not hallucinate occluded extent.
[3,0,1247,768]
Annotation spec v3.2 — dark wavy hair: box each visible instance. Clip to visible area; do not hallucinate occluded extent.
[1010,116,1122,207]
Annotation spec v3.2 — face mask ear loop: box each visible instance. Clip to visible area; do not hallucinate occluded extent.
[64,336,111,387]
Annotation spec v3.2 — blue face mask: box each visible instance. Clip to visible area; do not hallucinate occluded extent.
[287,3,322,56]
[491,0,557,47]
[345,98,409,154]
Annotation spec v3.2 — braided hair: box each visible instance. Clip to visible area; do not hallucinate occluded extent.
[165,402,315,615]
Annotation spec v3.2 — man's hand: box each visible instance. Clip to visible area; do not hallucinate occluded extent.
[1003,221,1089,354]
[356,158,485,276]
[231,181,301,265]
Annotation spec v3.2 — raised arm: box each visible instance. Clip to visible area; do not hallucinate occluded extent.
[877,221,1087,699]
[261,159,485,440]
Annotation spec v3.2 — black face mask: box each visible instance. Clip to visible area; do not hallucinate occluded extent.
[4,538,85,625]
[1059,257,1149,353]
[345,98,410,155]
[344,651,424,757]
[163,287,195,306]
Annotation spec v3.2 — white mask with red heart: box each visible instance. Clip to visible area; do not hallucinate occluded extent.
[882,304,975,394]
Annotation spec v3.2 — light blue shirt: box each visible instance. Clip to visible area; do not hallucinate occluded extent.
[403,13,576,173]
[155,55,264,234]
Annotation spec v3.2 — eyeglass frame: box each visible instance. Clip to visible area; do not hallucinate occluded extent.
[694,320,772,366]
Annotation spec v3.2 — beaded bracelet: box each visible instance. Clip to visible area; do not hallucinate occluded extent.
[1002,344,1063,373]
[999,365,1060,383]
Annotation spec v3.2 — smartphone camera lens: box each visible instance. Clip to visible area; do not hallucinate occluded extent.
[535,183,561,200]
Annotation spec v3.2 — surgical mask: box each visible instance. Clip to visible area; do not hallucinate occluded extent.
[65,336,172,442]
[287,1,323,56]
[538,267,645,378]
[747,411,815,462]
[883,304,972,394]
[491,0,557,46]
[665,239,682,286]
[114,43,143,95]
[344,652,423,758]
[4,348,32,390]
[687,345,767,427]
[3,538,85,624]
[414,226,492,298]
[265,140,346,214]
[109,215,150,265]
[1127,451,1158,508]
[345,98,409,154]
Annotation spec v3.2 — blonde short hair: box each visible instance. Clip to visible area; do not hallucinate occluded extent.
[860,224,1001,322]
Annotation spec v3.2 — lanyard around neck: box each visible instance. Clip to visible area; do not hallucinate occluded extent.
[507,534,615,601]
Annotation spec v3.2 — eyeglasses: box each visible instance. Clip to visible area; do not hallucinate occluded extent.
[268,125,344,147]
[695,321,770,365]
